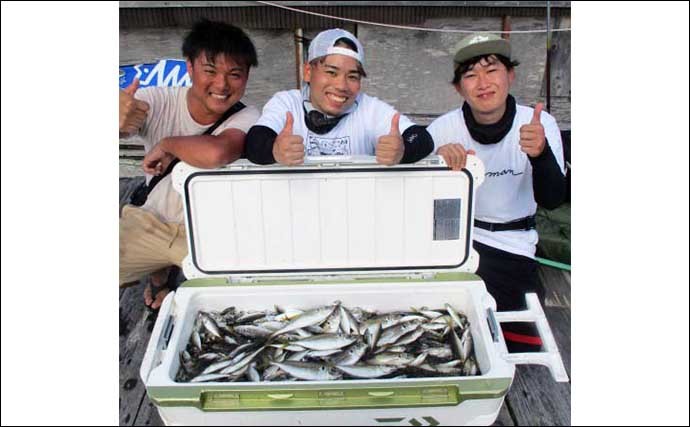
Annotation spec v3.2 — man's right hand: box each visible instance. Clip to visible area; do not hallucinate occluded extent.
[437,144,476,171]
[119,78,150,136]
[272,112,305,165]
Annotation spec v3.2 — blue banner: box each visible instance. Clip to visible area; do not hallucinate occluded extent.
[119,59,190,89]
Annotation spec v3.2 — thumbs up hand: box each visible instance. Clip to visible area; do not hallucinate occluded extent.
[272,112,305,165]
[519,102,546,157]
[119,78,150,135]
[376,112,404,165]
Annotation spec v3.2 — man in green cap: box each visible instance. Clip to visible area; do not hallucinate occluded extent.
[427,33,567,352]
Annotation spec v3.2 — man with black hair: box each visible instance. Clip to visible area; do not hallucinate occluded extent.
[427,33,567,352]
[244,28,433,166]
[118,20,260,309]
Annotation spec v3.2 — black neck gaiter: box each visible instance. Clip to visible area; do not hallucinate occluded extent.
[462,94,516,145]
[303,106,348,135]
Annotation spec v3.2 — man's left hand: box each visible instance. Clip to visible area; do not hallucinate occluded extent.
[142,142,175,175]
[519,102,546,157]
[376,113,404,165]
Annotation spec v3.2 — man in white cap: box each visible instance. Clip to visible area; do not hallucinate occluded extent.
[427,33,567,352]
[245,28,433,165]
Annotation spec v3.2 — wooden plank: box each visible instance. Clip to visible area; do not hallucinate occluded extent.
[119,283,158,426]
[538,265,571,309]
[133,396,165,426]
[503,304,570,426]
[492,402,516,426]
[505,364,571,426]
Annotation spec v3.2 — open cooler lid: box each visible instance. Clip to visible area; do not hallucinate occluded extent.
[172,155,484,281]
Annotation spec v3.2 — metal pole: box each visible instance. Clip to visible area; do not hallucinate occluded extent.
[295,28,304,90]
[546,0,552,113]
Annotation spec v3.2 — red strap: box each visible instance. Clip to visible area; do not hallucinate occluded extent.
[503,331,543,346]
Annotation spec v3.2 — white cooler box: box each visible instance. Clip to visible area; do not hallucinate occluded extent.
[141,156,568,426]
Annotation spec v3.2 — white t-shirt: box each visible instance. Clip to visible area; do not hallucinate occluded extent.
[255,89,414,156]
[427,104,565,259]
[133,86,260,223]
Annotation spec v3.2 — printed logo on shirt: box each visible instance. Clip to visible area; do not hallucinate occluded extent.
[486,169,524,178]
[306,135,351,156]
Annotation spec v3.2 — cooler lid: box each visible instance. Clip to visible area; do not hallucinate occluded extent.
[172,155,484,281]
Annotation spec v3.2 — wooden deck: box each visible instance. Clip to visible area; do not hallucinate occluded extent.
[118,177,571,426]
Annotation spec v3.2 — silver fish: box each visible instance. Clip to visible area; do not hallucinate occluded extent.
[328,341,369,366]
[305,349,342,358]
[269,343,306,352]
[392,327,425,347]
[321,310,342,334]
[445,303,468,330]
[462,357,478,376]
[234,325,274,338]
[246,363,261,382]
[190,373,231,383]
[409,352,428,367]
[274,307,304,322]
[460,327,473,361]
[223,336,238,346]
[199,312,222,340]
[192,330,203,352]
[411,307,445,320]
[198,353,221,361]
[423,346,453,359]
[235,311,268,324]
[377,320,424,347]
[269,304,339,339]
[365,322,382,351]
[228,342,255,359]
[335,364,398,378]
[220,346,267,375]
[290,333,358,351]
[270,361,342,381]
[201,359,235,375]
[450,328,463,360]
[366,352,417,367]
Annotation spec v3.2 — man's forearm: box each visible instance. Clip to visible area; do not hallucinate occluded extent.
[159,130,245,168]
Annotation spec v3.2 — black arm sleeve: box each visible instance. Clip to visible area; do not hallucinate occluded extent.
[528,139,566,210]
[244,125,278,165]
[400,125,434,164]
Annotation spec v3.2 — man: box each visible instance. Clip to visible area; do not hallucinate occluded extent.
[244,28,433,166]
[427,33,566,352]
[119,20,260,309]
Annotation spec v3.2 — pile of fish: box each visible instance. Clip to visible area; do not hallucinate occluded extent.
[176,301,478,383]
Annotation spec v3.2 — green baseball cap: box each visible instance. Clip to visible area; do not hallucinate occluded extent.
[453,33,511,65]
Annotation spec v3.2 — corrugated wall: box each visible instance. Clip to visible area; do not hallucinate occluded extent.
[120,4,570,29]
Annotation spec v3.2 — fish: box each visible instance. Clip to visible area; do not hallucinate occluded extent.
[199,312,222,340]
[377,320,424,347]
[288,333,358,351]
[270,361,342,381]
[327,341,369,366]
[178,302,477,383]
[268,303,340,339]
[335,364,399,378]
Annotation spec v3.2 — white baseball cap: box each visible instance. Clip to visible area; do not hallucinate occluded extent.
[308,28,364,66]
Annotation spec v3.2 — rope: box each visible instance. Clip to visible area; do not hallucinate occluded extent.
[256,1,571,34]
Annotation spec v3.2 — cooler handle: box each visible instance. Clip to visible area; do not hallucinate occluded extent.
[490,293,569,382]
[139,291,175,383]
